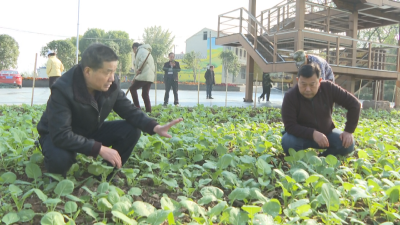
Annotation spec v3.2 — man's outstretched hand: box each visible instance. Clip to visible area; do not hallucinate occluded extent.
[153,118,183,138]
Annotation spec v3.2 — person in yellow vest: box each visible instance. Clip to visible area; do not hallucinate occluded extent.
[46,50,64,88]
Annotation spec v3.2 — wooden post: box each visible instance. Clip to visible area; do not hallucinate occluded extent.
[268,10,271,33]
[254,23,258,50]
[273,34,277,63]
[197,69,200,105]
[260,12,264,29]
[368,43,372,69]
[225,69,229,107]
[281,72,284,98]
[239,9,243,34]
[287,4,289,18]
[254,72,258,108]
[277,7,280,32]
[119,63,121,79]
[336,37,340,65]
[31,53,38,107]
[358,79,362,99]
[218,16,220,38]
[155,63,157,105]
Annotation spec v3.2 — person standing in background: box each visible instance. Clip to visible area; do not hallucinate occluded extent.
[129,42,155,113]
[163,53,180,106]
[46,50,64,88]
[204,65,215,99]
[258,73,273,102]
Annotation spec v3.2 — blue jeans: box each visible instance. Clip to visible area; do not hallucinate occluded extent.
[281,129,354,157]
[206,84,213,98]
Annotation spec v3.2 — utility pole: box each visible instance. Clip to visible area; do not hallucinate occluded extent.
[75,0,80,64]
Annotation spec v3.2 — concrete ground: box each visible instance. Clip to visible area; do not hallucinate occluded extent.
[0,87,286,108]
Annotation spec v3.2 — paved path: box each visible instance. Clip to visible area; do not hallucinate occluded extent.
[0,87,285,108]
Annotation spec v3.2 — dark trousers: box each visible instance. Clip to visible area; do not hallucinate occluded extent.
[164,78,179,105]
[259,86,271,101]
[206,84,213,98]
[39,120,141,177]
[281,129,354,157]
[129,80,152,113]
[49,76,60,89]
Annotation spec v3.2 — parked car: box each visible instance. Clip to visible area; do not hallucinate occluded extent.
[0,70,22,88]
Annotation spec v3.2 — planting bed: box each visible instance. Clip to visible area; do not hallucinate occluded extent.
[0,105,399,225]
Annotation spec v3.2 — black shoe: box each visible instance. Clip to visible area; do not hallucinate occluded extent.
[163,103,168,107]
[209,97,214,99]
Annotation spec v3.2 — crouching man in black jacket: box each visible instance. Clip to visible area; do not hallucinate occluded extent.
[37,43,182,178]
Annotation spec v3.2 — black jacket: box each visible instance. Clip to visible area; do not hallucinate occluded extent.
[163,61,181,81]
[37,65,158,157]
[204,69,215,85]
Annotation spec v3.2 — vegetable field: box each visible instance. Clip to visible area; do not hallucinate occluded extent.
[0,105,400,225]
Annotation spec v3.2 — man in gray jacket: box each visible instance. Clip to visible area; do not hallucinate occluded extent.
[37,43,182,179]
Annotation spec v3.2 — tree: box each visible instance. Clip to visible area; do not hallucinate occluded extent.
[78,29,133,74]
[219,50,241,83]
[182,51,202,82]
[79,28,106,54]
[104,30,133,74]
[41,40,76,70]
[357,24,399,101]
[143,26,175,72]
[0,34,19,70]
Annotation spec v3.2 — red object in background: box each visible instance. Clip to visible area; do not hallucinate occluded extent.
[0,70,22,88]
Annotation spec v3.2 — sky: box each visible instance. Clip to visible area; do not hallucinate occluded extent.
[1,0,282,73]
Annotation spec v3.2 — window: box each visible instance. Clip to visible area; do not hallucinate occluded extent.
[244,51,247,57]
[203,31,207,40]
[241,67,246,79]
[240,49,242,58]
[235,48,238,55]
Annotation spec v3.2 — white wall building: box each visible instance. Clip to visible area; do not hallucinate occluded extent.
[185,28,248,84]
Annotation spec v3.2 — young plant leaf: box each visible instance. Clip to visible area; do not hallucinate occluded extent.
[146,210,171,225]
[111,211,137,225]
[82,207,98,220]
[0,172,16,184]
[2,212,20,225]
[25,163,42,180]
[128,187,142,196]
[262,199,282,218]
[41,212,66,225]
[65,201,78,214]
[17,209,35,222]
[321,183,340,211]
[54,180,74,196]
[132,201,156,217]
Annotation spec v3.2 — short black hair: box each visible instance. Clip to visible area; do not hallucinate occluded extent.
[297,63,320,78]
[132,42,141,49]
[169,52,174,56]
[81,43,118,71]
[48,53,56,57]
[210,65,214,68]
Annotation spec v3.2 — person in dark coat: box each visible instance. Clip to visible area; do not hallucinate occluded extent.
[258,73,273,102]
[204,65,215,99]
[37,43,182,179]
[281,63,361,157]
[162,53,181,106]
